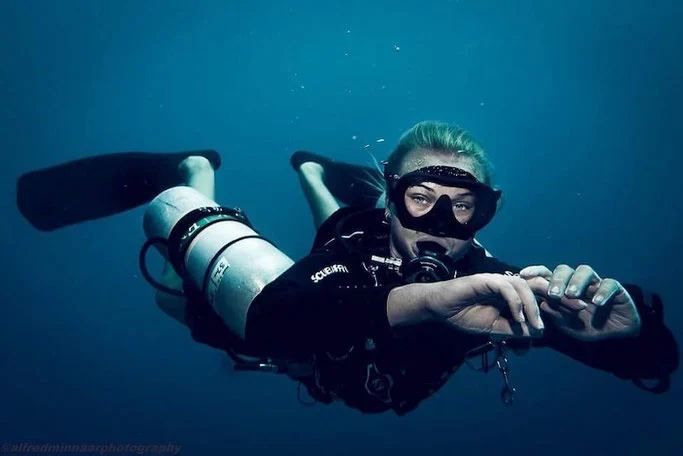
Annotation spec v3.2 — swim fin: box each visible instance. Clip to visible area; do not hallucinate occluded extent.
[17,150,221,231]
[290,150,385,208]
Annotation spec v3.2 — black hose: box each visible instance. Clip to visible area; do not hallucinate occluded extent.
[138,237,185,297]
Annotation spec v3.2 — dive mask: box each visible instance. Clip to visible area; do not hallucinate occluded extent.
[386,165,501,239]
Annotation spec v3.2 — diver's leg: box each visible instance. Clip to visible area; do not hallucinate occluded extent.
[296,162,341,230]
[178,155,215,201]
[290,151,385,229]
[155,156,216,325]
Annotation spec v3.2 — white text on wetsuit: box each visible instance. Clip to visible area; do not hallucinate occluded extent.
[311,264,350,283]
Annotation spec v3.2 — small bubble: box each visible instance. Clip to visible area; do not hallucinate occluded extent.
[346,29,351,34]
[300,85,305,89]
[394,44,401,52]
[480,102,485,106]
[381,85,386,89]
[352,135,357,140]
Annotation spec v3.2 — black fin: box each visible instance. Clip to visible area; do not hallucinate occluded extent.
[17,150,221,231]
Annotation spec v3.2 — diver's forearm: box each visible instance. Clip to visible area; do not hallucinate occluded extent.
[386,282,437,327]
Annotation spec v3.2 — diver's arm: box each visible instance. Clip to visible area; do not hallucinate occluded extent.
[537,285,679,393]
[244,248,555,357]
[243,251,439,358]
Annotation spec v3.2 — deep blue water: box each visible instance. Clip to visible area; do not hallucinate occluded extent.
[1,0,682,455]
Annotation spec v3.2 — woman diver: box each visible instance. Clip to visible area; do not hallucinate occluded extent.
[17,120,679,415]
[145,121,679,415]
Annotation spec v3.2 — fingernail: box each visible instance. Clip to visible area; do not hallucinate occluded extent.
[592,295,604,306]
[567,285,578,296]
[550,285,562,297]
[519,312,526,322]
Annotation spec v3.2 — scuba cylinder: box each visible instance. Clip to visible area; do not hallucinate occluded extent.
[140,186,294,339]
[140,186,316,385]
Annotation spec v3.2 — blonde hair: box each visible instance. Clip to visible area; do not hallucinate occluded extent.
[384,120,495,187]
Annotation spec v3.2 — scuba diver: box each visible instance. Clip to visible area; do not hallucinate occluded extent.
[17,121,679,416]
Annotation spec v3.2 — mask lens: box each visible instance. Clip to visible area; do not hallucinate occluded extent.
[390,166,501,239]
[403,183,476,224]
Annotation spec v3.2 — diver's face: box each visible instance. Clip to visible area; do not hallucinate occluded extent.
[387,149,479,261]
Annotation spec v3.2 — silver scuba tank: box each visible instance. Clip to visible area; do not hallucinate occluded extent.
[143,186,294,339]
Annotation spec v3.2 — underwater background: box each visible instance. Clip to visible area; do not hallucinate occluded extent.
[1,0,682,455]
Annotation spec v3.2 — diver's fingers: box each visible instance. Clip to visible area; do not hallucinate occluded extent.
[539,301,564,320]
[495,279,526,324]
[591,278,622,307]
[559,296,590,311]
[548,264,575,298]
[565,264,601,299]
[526,276,588,311]
[519,265,553,280]
[491,316,533,339]
[525,276,551,295]
[507,276,544,331]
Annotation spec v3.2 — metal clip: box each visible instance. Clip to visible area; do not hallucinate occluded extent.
[464,340,517,405]
[495,343,515,406]
[362,262,381,287]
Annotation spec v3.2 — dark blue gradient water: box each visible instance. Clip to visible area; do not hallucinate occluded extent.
[1,1,681,455]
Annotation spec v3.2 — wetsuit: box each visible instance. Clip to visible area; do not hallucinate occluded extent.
[188,207,679,415]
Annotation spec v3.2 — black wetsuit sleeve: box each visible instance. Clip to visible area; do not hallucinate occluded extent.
[243,249,397,358]
[538,285,679,393]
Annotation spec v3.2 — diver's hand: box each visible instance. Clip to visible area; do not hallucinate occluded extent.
[425,273,546,338]
[520,265,641,341]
